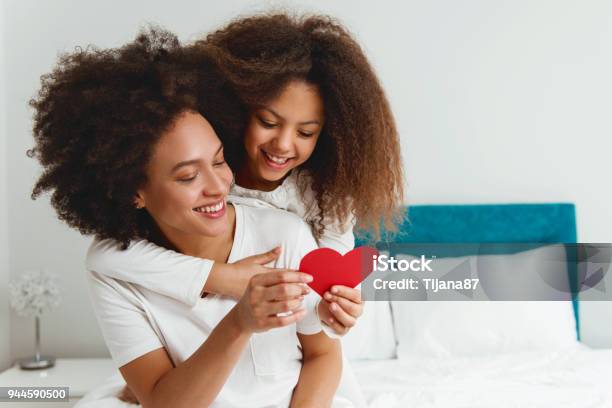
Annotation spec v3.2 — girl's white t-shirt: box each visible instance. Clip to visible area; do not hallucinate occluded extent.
[229,171,355,252]
[87,204,322,408]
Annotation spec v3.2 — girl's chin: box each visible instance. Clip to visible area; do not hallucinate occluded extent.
[260,171,288,182]
[258,163,292,181]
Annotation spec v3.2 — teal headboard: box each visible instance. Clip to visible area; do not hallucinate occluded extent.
[356,203,579,339]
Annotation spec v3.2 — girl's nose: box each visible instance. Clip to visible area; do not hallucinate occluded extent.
[272,127,293,153]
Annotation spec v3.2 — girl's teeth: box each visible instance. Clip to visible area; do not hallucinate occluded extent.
[265,152,288,164]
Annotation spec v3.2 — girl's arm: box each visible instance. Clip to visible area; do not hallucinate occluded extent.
[87,239,281,305]
[290,332,342,408]
[315,216,355,255]
[312,216,365,337]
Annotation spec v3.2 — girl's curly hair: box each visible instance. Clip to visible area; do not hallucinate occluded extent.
[199,13,405,236]
[29,28,244,247]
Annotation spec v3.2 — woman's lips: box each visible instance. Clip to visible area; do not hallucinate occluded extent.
[193,200,226,219]
[261,149,292,170]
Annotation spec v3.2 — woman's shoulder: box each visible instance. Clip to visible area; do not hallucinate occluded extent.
[233,204,315,252]
[232,204,318,267]
[235,203,308,230]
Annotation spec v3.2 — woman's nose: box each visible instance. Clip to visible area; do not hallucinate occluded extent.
[201,169,228,197]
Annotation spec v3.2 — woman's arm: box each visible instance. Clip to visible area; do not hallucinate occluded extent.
[121,307,251,408]
[290,332,342,408]
[87,238,283,304]
[94,270,312,408]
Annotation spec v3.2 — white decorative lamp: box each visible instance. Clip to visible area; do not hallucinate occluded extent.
[9,270,61,369]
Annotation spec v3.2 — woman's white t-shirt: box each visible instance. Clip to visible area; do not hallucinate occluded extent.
[87,204,322,408]
[86,171,355,307]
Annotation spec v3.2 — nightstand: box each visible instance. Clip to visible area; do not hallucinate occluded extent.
[0,358,117,407]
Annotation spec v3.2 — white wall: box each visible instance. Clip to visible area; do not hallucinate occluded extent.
[0,0,12,371]
[3,0,612,360]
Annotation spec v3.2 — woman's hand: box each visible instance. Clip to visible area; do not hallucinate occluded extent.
[117,385,139,405]
[317,286,364,335]
[234,271,313,333]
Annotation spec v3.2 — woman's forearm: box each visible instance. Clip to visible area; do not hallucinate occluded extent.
[148,306,250,408]
[290,338,342,408]
[123,270,309,408]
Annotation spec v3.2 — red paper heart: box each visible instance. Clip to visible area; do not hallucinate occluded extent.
[299,246,379,297]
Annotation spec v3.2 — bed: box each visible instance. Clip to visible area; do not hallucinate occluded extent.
[349,203,612,407]
[78,203,612,408]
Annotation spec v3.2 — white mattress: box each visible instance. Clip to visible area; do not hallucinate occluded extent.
[77,344,612,408]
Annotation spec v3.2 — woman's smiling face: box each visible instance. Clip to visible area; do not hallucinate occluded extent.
[241,80,324,191]
[135,111,234,242]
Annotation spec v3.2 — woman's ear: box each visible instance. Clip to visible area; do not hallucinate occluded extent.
[133,192,145,209]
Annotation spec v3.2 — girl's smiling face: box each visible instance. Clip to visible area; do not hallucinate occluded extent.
[239,80,324,191]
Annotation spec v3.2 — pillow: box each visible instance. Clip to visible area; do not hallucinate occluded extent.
[342,300,397,360]
[391,245,578,359]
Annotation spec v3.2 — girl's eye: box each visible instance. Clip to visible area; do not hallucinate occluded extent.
[298,131,314,138]
[213,160,227,167]
[258,117,278,128]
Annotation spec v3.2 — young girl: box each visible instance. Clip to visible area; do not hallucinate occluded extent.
[87,13,404,407]
[30,29,342,407]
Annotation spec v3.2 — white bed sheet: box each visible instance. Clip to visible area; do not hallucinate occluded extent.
[76,344,612,408]
[354,343,612,408]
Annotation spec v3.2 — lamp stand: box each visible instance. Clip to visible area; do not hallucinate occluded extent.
[19,316,55,370]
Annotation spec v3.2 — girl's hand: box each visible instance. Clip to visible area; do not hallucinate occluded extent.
[317,286,364,335]
[208,247,284,300]
[234,271,313,333]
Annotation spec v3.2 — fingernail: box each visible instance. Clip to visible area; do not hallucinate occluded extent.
[329,317,334,323]
[330,303,336,311]
[324,292,332,300]
[303,274,313,283]
[331,287,338,294]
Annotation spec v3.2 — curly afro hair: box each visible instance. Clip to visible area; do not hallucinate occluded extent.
[199,13,405,236]
[29,27,244,248]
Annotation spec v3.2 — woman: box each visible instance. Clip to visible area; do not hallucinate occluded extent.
[30,29,342,407]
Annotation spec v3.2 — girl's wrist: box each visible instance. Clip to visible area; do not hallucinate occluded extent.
[230,263,257,300]
[209,263,245,300]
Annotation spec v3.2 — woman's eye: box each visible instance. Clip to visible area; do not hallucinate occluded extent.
[213,160,227,167]
[177,174,197,183]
